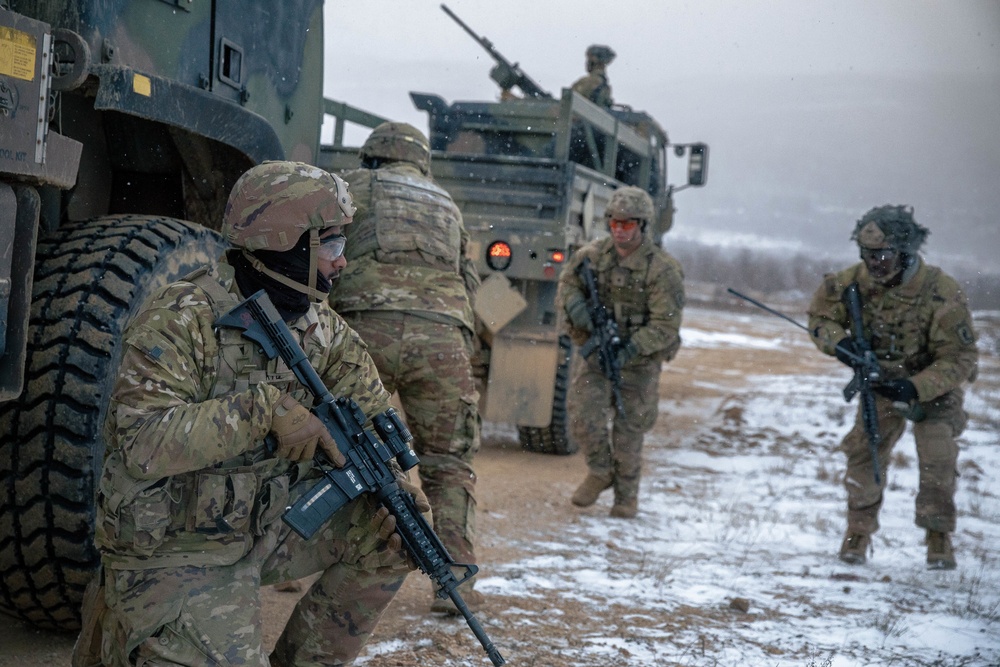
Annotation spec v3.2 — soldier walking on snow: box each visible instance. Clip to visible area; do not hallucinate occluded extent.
[808,205,978,569]
[558,186,685,518]
[77,161,423,666]
[329,122,485,614]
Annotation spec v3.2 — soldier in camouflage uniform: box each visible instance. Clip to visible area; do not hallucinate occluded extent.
[808,205,978,570]
[558,186,685,518]
[85,161,425,666]
[328,123,484,614]
[571,44,616,108]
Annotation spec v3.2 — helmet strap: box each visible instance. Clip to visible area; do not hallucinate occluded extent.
[308,229,319,297]
[242,248,328,302]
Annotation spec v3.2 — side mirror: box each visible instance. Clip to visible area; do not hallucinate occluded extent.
[687,143,709,187]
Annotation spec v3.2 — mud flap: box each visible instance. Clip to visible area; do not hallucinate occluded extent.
[483,330,558,427]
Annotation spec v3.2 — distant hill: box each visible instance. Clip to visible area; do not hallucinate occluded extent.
[657,72,1000,276]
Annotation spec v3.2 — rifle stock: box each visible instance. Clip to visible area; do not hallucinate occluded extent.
[217,290,505,667]
[578,257,626,417]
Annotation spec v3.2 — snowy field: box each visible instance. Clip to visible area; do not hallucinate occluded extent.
[360,307,1000,667]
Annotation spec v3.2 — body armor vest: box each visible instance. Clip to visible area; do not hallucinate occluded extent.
[596,252,654,336]
[347,169,462,273]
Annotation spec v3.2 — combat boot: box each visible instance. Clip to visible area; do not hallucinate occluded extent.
[571,473,613,507]
[926,530,957,570]
[609,498,637,519]
[838,532,870,565]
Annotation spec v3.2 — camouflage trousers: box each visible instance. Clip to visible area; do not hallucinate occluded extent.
[568,353,662,501]
[100,485,409,666]
[841,388,967,535]
[345,311,481,566]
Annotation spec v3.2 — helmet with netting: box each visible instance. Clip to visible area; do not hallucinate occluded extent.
[605,186,654,227]
[223,161,355,252]
[586,45,616,66]
[851,204,928,254]
[359,122,431,175]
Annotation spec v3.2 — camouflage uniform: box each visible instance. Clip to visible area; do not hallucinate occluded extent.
[94,260,409,666]
[558,234,685,511]
[809,259,977,534]
[330,124,482,585]
[571,44,615,108]
[92,162,410,666]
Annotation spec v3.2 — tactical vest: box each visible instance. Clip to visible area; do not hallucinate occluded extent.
[348,169,463,274]
[98,268,312,570]
[595,250,655,336]
[862,264,941,378]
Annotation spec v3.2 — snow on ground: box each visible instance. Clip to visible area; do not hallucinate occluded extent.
[363,308,1000,667]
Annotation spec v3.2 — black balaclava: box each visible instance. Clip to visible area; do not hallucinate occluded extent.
[230,231,331,321]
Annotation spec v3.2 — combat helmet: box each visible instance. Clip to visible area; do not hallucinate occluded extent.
[359,121,431,175]
[850,205,929,254]
[605,186,655,230]
[223,160,355,300]
[586,44,616,67]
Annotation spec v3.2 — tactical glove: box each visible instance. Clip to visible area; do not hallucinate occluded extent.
[269,393,345,466]
[565,296,593,331]
[873,378,918,404]
[834,337,860,367]
[616,339,639,367]
[369,477,431,571]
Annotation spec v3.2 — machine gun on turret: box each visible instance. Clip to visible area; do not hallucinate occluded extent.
[441,4,552,99]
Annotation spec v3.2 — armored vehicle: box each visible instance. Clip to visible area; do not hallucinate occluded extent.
[0,0,387,630]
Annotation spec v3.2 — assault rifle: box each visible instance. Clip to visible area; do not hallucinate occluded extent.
[578,257,626,417]
[217,290,505,667]
[441,4,552,99]
[841,282,883,485]
[726,287,883,484]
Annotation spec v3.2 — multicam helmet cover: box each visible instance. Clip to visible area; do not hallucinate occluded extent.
[851,204,929,254]
[223,160,355,252]
[605,186,655,228]
[359,122,431,175]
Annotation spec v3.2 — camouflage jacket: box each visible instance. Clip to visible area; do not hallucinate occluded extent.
[96,260,390,569]
[807,258,978,402]
[557,235,685,363]
[331,163,479,331]
[571,70,612,107]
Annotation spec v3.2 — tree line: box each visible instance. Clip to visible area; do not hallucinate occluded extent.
[668,238,999,311]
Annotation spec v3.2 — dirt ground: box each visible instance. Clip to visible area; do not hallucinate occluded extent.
[0,304,993,666]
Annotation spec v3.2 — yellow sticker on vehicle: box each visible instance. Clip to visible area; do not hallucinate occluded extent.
[133,73,151,97]
[0,25,37,81]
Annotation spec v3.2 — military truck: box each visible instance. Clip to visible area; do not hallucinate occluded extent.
[0,0,390,630]
[321,86,708,457]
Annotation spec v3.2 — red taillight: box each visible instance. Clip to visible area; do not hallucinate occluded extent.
[486,241,512,270]
[550,250,565,263]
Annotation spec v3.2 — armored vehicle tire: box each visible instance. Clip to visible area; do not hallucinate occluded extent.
[517,335,578,455]
[0,216,227,630]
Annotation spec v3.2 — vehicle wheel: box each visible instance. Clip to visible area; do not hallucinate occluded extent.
[0,216,227,630]
[518,334,578,455]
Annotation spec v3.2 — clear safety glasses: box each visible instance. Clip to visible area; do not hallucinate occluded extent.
[317,234,347,261]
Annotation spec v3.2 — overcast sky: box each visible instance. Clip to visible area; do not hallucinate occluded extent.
[323,1,1000,277]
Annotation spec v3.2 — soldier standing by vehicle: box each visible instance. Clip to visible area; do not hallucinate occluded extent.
[558,186,685,518]
[329,122,484,614]
[808,205,978,569]
[571,44,616,108]
[78,161,422,666]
